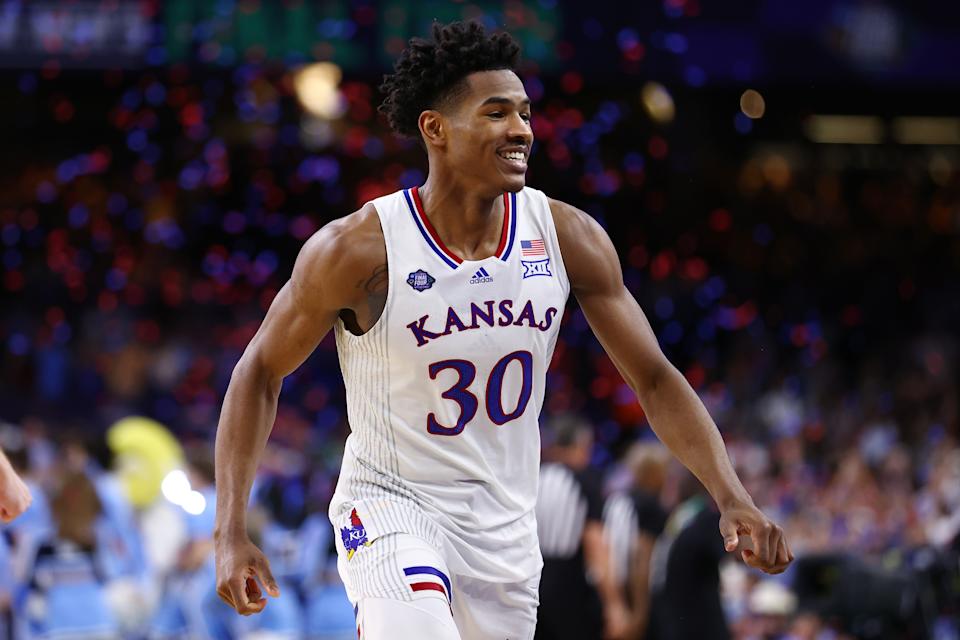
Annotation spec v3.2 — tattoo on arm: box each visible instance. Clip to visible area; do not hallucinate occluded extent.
[359,263,388,296]
[342,263,388,335]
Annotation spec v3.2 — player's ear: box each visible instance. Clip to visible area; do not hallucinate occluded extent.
[419,110,446,149]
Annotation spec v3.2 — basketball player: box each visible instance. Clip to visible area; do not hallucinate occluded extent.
[214,21,793,640]
[0,448,31,523]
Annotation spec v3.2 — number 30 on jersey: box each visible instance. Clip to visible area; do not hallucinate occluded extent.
[426,350,533,435]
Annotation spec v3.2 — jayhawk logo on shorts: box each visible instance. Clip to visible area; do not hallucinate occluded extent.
[340,508,372,559]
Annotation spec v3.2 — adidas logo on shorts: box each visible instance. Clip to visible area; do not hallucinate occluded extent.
[469,267,493,285]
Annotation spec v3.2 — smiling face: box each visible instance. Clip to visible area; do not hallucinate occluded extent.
[424,69,534,195]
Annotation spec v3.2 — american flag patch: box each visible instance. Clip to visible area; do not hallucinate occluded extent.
[521,239,546,257]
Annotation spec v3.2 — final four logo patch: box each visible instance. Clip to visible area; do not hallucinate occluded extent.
[407,269,436,292]
[340,508,371,559]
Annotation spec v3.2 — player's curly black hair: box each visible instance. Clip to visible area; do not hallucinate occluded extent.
[378,21,522,138]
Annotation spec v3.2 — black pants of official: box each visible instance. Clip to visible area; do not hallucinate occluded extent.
[535,560,603,640]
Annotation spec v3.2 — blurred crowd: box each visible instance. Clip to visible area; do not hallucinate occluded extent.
[1,50,959,639]
[0,420,356,639]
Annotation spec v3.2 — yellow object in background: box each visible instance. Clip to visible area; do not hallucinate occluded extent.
[107,416,183,508]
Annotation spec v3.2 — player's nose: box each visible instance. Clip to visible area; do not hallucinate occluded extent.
[506,113,533,142]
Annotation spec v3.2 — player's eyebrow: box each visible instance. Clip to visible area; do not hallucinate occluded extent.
[480,96,532,107]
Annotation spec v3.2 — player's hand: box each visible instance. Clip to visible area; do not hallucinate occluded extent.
[214,534,280,615]
[719,499,793,574]
[0,461,32,523]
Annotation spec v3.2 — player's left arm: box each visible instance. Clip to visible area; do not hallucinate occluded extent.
[550,198,793,574]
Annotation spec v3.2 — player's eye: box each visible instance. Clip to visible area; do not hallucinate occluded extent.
[488,112,504,118]
[520,113,531,122]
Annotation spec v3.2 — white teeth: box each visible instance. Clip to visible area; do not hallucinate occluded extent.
[500,151,525,161]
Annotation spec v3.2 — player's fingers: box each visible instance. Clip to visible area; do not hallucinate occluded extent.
[718,517,739,552]
[245,576,264,602]
[218,577,243,611]
[253,557,281,598]
[242,573,269,615]
[227,577,249,613]
[227,576,265,616]
[775,532,792,568]
[751,521,771,568]
[741,548,759,568]
[759,525,773,567]
[216,582,236,609]
[770,526,786,565]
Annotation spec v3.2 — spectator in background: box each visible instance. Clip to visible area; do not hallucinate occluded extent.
[299,517,356,640]
[61,431,150,635]
[151,446,234,640]
[0,530,12,639]
[536,414,628,640]
[0,448,31,523]
[603,442,669,639]
[242,452,312,639]
[649,465,730,640]
[23,470,119,639]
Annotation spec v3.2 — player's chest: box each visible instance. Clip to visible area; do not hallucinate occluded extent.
[389,257,565,357]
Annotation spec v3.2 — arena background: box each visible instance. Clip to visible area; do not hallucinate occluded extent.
[1,1,959,639]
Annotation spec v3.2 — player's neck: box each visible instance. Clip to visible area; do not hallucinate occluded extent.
[417,174,504,259]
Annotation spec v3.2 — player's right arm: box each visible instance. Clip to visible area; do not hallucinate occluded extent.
[214,204,383,615]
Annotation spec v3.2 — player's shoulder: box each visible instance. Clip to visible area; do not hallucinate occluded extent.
[545,196,604,242]
[291,202,385,304]
[543,196,620,294]
[297,202,384,273]
[544,196,612,261]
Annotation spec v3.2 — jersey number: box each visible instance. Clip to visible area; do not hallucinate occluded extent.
[427,351,533,436]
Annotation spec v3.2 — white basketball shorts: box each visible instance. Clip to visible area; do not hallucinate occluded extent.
[335,529,538,640]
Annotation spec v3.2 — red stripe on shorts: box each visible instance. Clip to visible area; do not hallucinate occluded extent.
[410,581,447,597]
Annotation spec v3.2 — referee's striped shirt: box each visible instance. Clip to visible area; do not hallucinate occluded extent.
[536,462,602,559]
[602,489,668,588]
[603,492,638,586]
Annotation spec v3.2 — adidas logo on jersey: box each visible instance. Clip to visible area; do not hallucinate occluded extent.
[469,267,493,285]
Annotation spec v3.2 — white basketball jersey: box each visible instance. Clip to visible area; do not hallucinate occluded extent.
[330,186,570,583]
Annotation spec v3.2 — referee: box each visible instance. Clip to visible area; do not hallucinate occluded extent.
[648,467,731,640]
[535,414,628,640]
[603,442,669,639]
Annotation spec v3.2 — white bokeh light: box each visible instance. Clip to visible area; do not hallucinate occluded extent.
[183,490,207,516]
[293,62,346,119]
[161,469,190,505]
[640,82,675,124]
